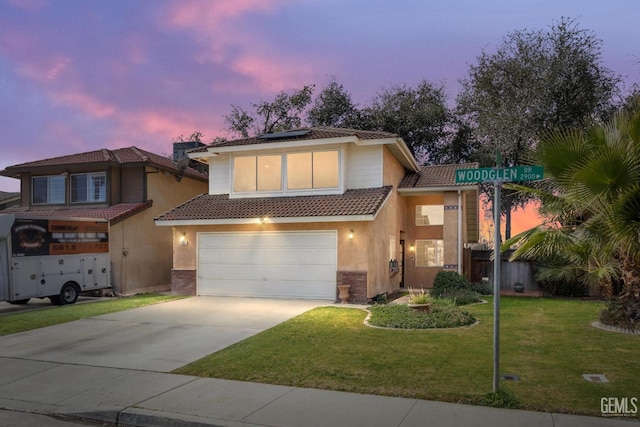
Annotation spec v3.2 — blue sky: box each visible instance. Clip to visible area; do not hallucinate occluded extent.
[1,0,638,191]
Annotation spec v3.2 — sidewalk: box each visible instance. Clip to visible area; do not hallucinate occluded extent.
[0,357,636,427]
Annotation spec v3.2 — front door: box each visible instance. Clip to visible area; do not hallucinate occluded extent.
[399,239,405,288]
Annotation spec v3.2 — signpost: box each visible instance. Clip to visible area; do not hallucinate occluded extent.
[457,162,543,392]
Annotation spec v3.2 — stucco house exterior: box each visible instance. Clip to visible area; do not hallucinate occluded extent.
[155,128,479,303]
[0,147,208,295]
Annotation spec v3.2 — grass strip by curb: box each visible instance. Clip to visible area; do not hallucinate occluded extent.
[0,294,186,336]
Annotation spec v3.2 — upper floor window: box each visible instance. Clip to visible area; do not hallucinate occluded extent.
[287,150,339,190]
[415,205,444,226]
[32,175,65,205]
[71,172,106,203]
[233,155,282,193]
[232,149,340,194]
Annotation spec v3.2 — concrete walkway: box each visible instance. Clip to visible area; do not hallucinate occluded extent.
[0,297,637,426]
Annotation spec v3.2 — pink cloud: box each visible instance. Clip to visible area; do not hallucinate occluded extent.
[228,54,316,93]
[52,91,115,118]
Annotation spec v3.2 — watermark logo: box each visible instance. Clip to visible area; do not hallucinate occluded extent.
[601,397,638,417]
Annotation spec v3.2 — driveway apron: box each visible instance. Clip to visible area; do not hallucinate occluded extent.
[0,296,330,372]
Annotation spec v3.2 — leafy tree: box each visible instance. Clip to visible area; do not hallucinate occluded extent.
[225,85,315,138]
[354,79,450,163]
[504,111,640,328]
[457,17,621,239]
[307,78,358,128]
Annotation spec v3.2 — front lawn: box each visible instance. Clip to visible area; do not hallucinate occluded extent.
[0,294,186,336]
[174,297,640,417]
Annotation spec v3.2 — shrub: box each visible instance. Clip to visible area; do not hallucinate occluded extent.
[430,271,480,304]
[434,288,481,305]
[432,271,470,293]
[470,281,493,295]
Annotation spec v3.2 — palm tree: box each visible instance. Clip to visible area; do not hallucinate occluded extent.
[504,110,640,328]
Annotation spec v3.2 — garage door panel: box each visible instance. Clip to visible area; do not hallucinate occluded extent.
[198,231,337,300]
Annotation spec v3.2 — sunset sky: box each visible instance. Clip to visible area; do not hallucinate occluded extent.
[1,0,639,210]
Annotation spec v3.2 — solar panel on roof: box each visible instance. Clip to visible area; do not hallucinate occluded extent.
[257,130,311,140]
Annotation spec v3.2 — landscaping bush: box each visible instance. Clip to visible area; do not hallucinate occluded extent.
[368,299,476,329]
[431,271,480,304]
[432,270,469,292]
[435,288,481,305]
[470,281,493,295]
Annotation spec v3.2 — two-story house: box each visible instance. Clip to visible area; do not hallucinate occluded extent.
[0,147,208,296]
[155,128,479,303]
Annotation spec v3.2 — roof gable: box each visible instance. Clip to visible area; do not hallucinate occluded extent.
[1,147,207,181]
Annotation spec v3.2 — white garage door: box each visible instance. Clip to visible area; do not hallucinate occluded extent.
[197,231,337,300]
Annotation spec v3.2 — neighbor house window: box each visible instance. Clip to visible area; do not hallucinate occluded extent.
[32,175,65,205]
[415,205,444,226]
[233,155,282,192]
[286,150,339,190]
[415,239,444,267]
[71,172,106,203]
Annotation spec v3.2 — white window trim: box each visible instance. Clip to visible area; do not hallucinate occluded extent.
[70,172,107,204]
[230,147,344,198]
[32,175,66,205]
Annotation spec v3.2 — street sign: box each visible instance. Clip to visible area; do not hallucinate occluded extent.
[455,165,544,184]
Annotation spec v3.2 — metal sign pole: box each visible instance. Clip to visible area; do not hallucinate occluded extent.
[493,179,501,393]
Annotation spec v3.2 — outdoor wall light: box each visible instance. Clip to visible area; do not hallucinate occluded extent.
[259,217,267,224]
[409,244,415,252]
[179,232,188,246]
[348,229,354,240]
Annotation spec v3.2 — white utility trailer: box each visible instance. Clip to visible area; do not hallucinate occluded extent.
[0,214,111,305]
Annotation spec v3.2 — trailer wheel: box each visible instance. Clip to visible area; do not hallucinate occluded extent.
[9,299,30,305]
[51,282,80,305]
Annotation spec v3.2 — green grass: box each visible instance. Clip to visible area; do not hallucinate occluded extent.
[0,294,186,336]
[174,297,640,417]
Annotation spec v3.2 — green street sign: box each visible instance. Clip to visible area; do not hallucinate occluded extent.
[455,165,544,184]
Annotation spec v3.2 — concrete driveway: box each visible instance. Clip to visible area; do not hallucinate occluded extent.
[0,297,330,372]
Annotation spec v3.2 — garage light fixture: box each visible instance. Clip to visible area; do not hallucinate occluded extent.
[348,229,354,240]
[179,232,188,246]
[259,217,267,224]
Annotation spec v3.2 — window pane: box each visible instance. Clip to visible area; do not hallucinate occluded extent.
[71,174,88,203]
[287,152,312,190]
[257,155,281,191]
[49,176,65,204]
[312,150,339,188]
[415,240,444,267]
[233,156,257,192]
[91,174,106,201]
[415,205,444,226]
[32,177,47,204]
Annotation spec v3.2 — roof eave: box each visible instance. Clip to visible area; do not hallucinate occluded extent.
[155,214,378,227]
[398,185,479,194]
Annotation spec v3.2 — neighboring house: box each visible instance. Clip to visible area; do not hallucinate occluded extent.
[0,147,208,295]
[155,128,479,303]
[0,191,20,211]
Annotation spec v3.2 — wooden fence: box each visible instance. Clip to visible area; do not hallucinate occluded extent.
[464,248,538,291]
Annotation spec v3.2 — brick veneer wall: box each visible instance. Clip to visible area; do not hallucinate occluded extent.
[171,269,196,295]
[337,270,367,304]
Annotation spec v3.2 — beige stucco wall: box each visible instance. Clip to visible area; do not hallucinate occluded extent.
[110,170,207,295]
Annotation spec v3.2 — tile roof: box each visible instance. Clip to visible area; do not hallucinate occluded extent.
[191,127,399,152]
[155,187,392,222]
[2,201,152,224]
[1,147,207,181]
[399,163,480,189]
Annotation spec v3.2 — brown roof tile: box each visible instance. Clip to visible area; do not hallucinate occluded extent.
[2,201,152,224]
[155,187,392,222]
[191,127,398,152]
[1,147,207,181]
[399,163,480,188]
